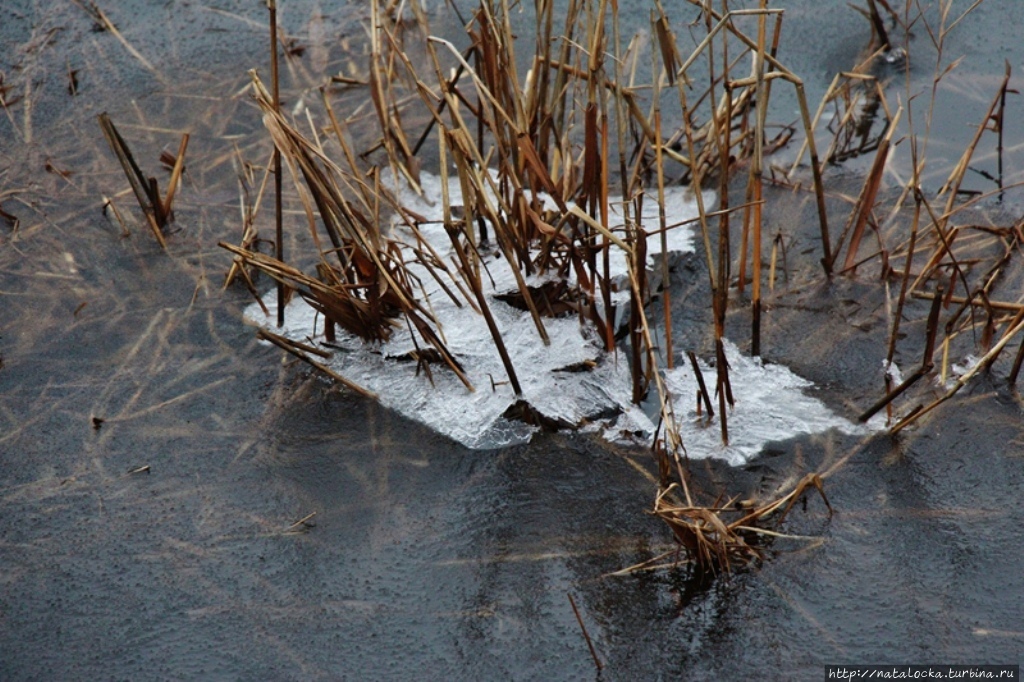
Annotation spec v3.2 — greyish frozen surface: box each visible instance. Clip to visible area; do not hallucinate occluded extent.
[246,171,877,460]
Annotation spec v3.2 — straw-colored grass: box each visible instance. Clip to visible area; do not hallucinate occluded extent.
[210,0,1021,571]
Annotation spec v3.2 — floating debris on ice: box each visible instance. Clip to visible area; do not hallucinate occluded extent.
[245,171,875,463]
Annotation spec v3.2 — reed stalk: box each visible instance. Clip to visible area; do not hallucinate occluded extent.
[268,0,285,327]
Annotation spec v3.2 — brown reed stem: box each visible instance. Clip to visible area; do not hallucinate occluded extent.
[268,0,284,327]
[865,0,891,50]
[1009,334,1024,386]
[715,338,730,446]
[97,112,167,249]
[687,351,715,419]
[750,0,767,356]
[567,593,602,672]
[885,194,922,370]
[654,106,673,367]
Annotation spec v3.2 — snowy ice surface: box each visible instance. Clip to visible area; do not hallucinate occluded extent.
[656,339,883,467]
[250,293,635,449]
[244,171,878,463]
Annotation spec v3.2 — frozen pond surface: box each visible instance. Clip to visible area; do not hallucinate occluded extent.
[2,1,1024,679]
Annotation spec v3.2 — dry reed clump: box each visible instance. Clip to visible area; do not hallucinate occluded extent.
[222,0,830,428]
[208,0,1020,572]
[215,0,837,572]
[652,472,831,572]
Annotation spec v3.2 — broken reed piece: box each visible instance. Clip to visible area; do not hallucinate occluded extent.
[256,327,377,400]
[836,119,896,274]
[72,0,159,74]
[98,112,189,249]
[1009,327,1024,385]
[857,366,927,424]
[567,593,603,672]
[162,133,189,220]
[715,338,732,446]
[283,511,317,533]
[864,0,892,51]
[993,61,1014,200]
[687,351,715,420]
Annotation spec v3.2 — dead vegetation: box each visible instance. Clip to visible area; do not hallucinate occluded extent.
[806,4,1024,435]
[98,113,188,249]
[653,472,831,571]
[196,0,1022,574]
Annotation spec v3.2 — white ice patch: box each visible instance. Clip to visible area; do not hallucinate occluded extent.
[883,359,903,385]
[650,339,882,467]
[943,354,982,390]
[247,292,636,449]
[244,171,873,462]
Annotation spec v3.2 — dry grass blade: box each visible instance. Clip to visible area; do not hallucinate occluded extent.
[72,0,159,75]
[161,133,189,219]
[256,328,377,400]
[836,106,900,273]
[98,112,180,248]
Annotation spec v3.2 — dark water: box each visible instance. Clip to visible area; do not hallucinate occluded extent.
[2,1,1023,679]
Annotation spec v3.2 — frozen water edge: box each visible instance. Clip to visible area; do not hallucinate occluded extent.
[658,339,885,467]
[249,294,634,449]
[244,171,881,462]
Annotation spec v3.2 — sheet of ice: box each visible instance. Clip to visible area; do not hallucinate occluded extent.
[247,293,637,449]
[244,171,875,462]
[639,339,885,466]
[250,169,708,449]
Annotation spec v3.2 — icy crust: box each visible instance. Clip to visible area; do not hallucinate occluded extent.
[651,339,884,467]
[248,290,636,449]
[244,171,876,461]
